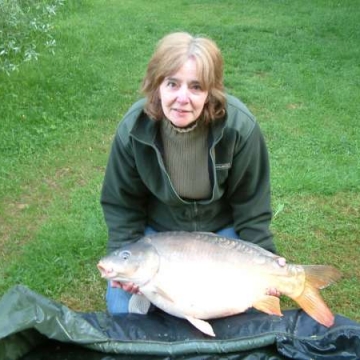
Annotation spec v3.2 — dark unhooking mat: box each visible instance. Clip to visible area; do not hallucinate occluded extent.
[0,286,359,360]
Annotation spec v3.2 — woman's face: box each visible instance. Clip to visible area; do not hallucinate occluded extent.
[159,58,208,127]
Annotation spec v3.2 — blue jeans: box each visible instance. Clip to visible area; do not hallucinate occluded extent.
[106,227,239,315]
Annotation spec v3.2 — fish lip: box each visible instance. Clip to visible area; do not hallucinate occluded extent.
[101,273,116,279]
[97,263,131,282]
[97,263,118,279]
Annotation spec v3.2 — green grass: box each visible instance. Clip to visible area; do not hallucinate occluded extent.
[0,0,359,321]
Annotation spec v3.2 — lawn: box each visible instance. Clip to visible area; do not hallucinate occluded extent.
[0,0,359,322]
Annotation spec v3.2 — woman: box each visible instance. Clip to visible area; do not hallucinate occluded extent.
[101,32,279,315]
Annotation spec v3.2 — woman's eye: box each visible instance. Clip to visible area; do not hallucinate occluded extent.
[190,83,203,91]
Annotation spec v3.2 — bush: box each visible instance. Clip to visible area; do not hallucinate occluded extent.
[0,0,64,74]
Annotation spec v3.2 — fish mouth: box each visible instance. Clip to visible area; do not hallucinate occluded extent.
[97,262,134,282]
[97,262,150,287]
[97,262,118,279]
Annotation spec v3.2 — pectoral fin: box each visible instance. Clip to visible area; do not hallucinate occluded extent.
[253,295,283,316]
[185,315,216,337]
[153,286,175,303]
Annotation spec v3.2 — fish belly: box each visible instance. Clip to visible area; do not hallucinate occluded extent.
[141,260,267,320]
[139,232,290,321]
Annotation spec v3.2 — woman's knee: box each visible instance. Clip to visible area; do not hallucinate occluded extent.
[106,283,132,315]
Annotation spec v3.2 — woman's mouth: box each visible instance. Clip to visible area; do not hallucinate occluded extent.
[173,108,191,114]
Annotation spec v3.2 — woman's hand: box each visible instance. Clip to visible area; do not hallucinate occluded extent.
[110,280,141,294]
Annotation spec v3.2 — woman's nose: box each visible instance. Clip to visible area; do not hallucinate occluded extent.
[176,86,190,103]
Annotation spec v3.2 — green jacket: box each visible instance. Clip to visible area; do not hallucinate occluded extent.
[101,94,275,253]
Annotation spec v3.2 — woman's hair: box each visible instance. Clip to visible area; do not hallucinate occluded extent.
[141,32,226,122]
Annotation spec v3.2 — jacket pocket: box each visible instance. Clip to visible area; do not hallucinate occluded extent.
[215,163,231,186]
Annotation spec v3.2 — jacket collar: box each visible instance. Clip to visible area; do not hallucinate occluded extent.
[130,111,160,145]
[130,108,227,146]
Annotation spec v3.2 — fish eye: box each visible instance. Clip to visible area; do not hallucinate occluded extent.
[120,250,131,260]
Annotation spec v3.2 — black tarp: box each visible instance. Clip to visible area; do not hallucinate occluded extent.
[0,285,359,360]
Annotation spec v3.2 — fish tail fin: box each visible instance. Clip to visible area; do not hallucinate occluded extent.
[292,265,341,327]
[302,265,342,289]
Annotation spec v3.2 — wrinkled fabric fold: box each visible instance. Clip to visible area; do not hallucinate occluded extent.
[0,285,359,360]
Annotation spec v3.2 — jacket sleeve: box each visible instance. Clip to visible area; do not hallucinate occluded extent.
[227,122,276,253]
[100,128,149,253]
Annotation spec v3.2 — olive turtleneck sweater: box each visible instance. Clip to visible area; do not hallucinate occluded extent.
[160,119,211,200]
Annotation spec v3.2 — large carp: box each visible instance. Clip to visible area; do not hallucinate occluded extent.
[97,231,341,336]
